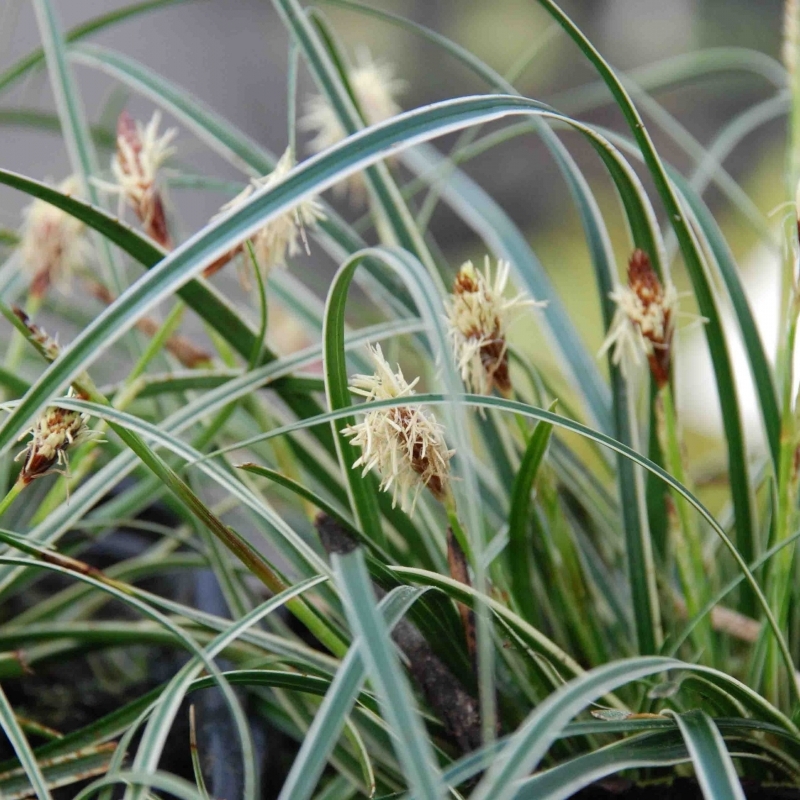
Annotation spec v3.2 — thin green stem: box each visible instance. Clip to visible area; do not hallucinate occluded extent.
[246,241,268,370]
[445,498,473,565]
[657,384,713,655]
[127,300,187,384]
[0,479,23,519]
[764,286,800,705]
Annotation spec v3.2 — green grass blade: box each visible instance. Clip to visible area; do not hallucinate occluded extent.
[323,256,385,544]
[0,668,360,777]
[391,566,592,691]
[333,548,444,799]
[126,576,327,800]
[32,0,127,295]
[470,657,679,800]
[673,170,781,470]
[672,710,746,800]
[532,0,760,605]
[552,48,785,115]
[507,414,554,623]
[0,682,53,800]
[69,43,272,176]
[238,463,356,536]
[0,746,116,800]
[241,391,798,701]
[441,709,796,792]
[0,168,160,262]
[75,770,206,800]
[270,0,438,280]
[277,586,427,800]
[543,126,660,653]
[514,730,688,800]
[0,108,114,148]
[688,93,788,203]
[32,0,101,186]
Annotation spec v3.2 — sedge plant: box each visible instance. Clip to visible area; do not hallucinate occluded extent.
[0,1,798,798]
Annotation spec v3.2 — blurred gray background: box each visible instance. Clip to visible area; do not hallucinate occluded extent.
[0,0,787,236]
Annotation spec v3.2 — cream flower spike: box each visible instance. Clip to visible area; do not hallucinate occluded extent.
[598,249,679,388]
[101,111,177,248]
[15,389,103,485]
[214,148,325,282]
[342,344,454,514]
[301,49,405,199]
[19,176,91,297]
[445,257,544,396]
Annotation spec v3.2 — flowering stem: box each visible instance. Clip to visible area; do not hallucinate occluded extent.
[0,479,24,519]
[764,289,800,705]
[0,301,345,656]
[656,385,713,652]
[126,300,187,384]
[2,294,42,399]
[444,497,473,566]
[246,240,268,370]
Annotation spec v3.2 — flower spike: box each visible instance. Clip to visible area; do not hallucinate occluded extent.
[211,148,325,284]
[342,345,454,513]
[301,49,405,200]
[106,111,177,248]
[445,257,543,396]
[15,390,103,485]
[599,249,678,388]
[19,176,91,297]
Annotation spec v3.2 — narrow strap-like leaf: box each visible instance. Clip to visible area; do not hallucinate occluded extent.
[672,710,746,800]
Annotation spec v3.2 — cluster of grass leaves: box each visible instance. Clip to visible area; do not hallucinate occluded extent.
[0,0,798,797]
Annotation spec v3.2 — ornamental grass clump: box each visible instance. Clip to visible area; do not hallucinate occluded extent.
[3,2,800,799]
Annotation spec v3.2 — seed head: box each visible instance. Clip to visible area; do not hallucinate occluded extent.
[15,390,103,485]
[108,111,176,248]
[19,177,91,297]
[342,344,454,513]
[214,148,325,283]
[599,249,678,387]
[444,257,542,396]
[301,50,405,200]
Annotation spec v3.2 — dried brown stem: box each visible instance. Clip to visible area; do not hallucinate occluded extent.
[87,280,211,368]
[447,526,477,667]
[315,513,482,753]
